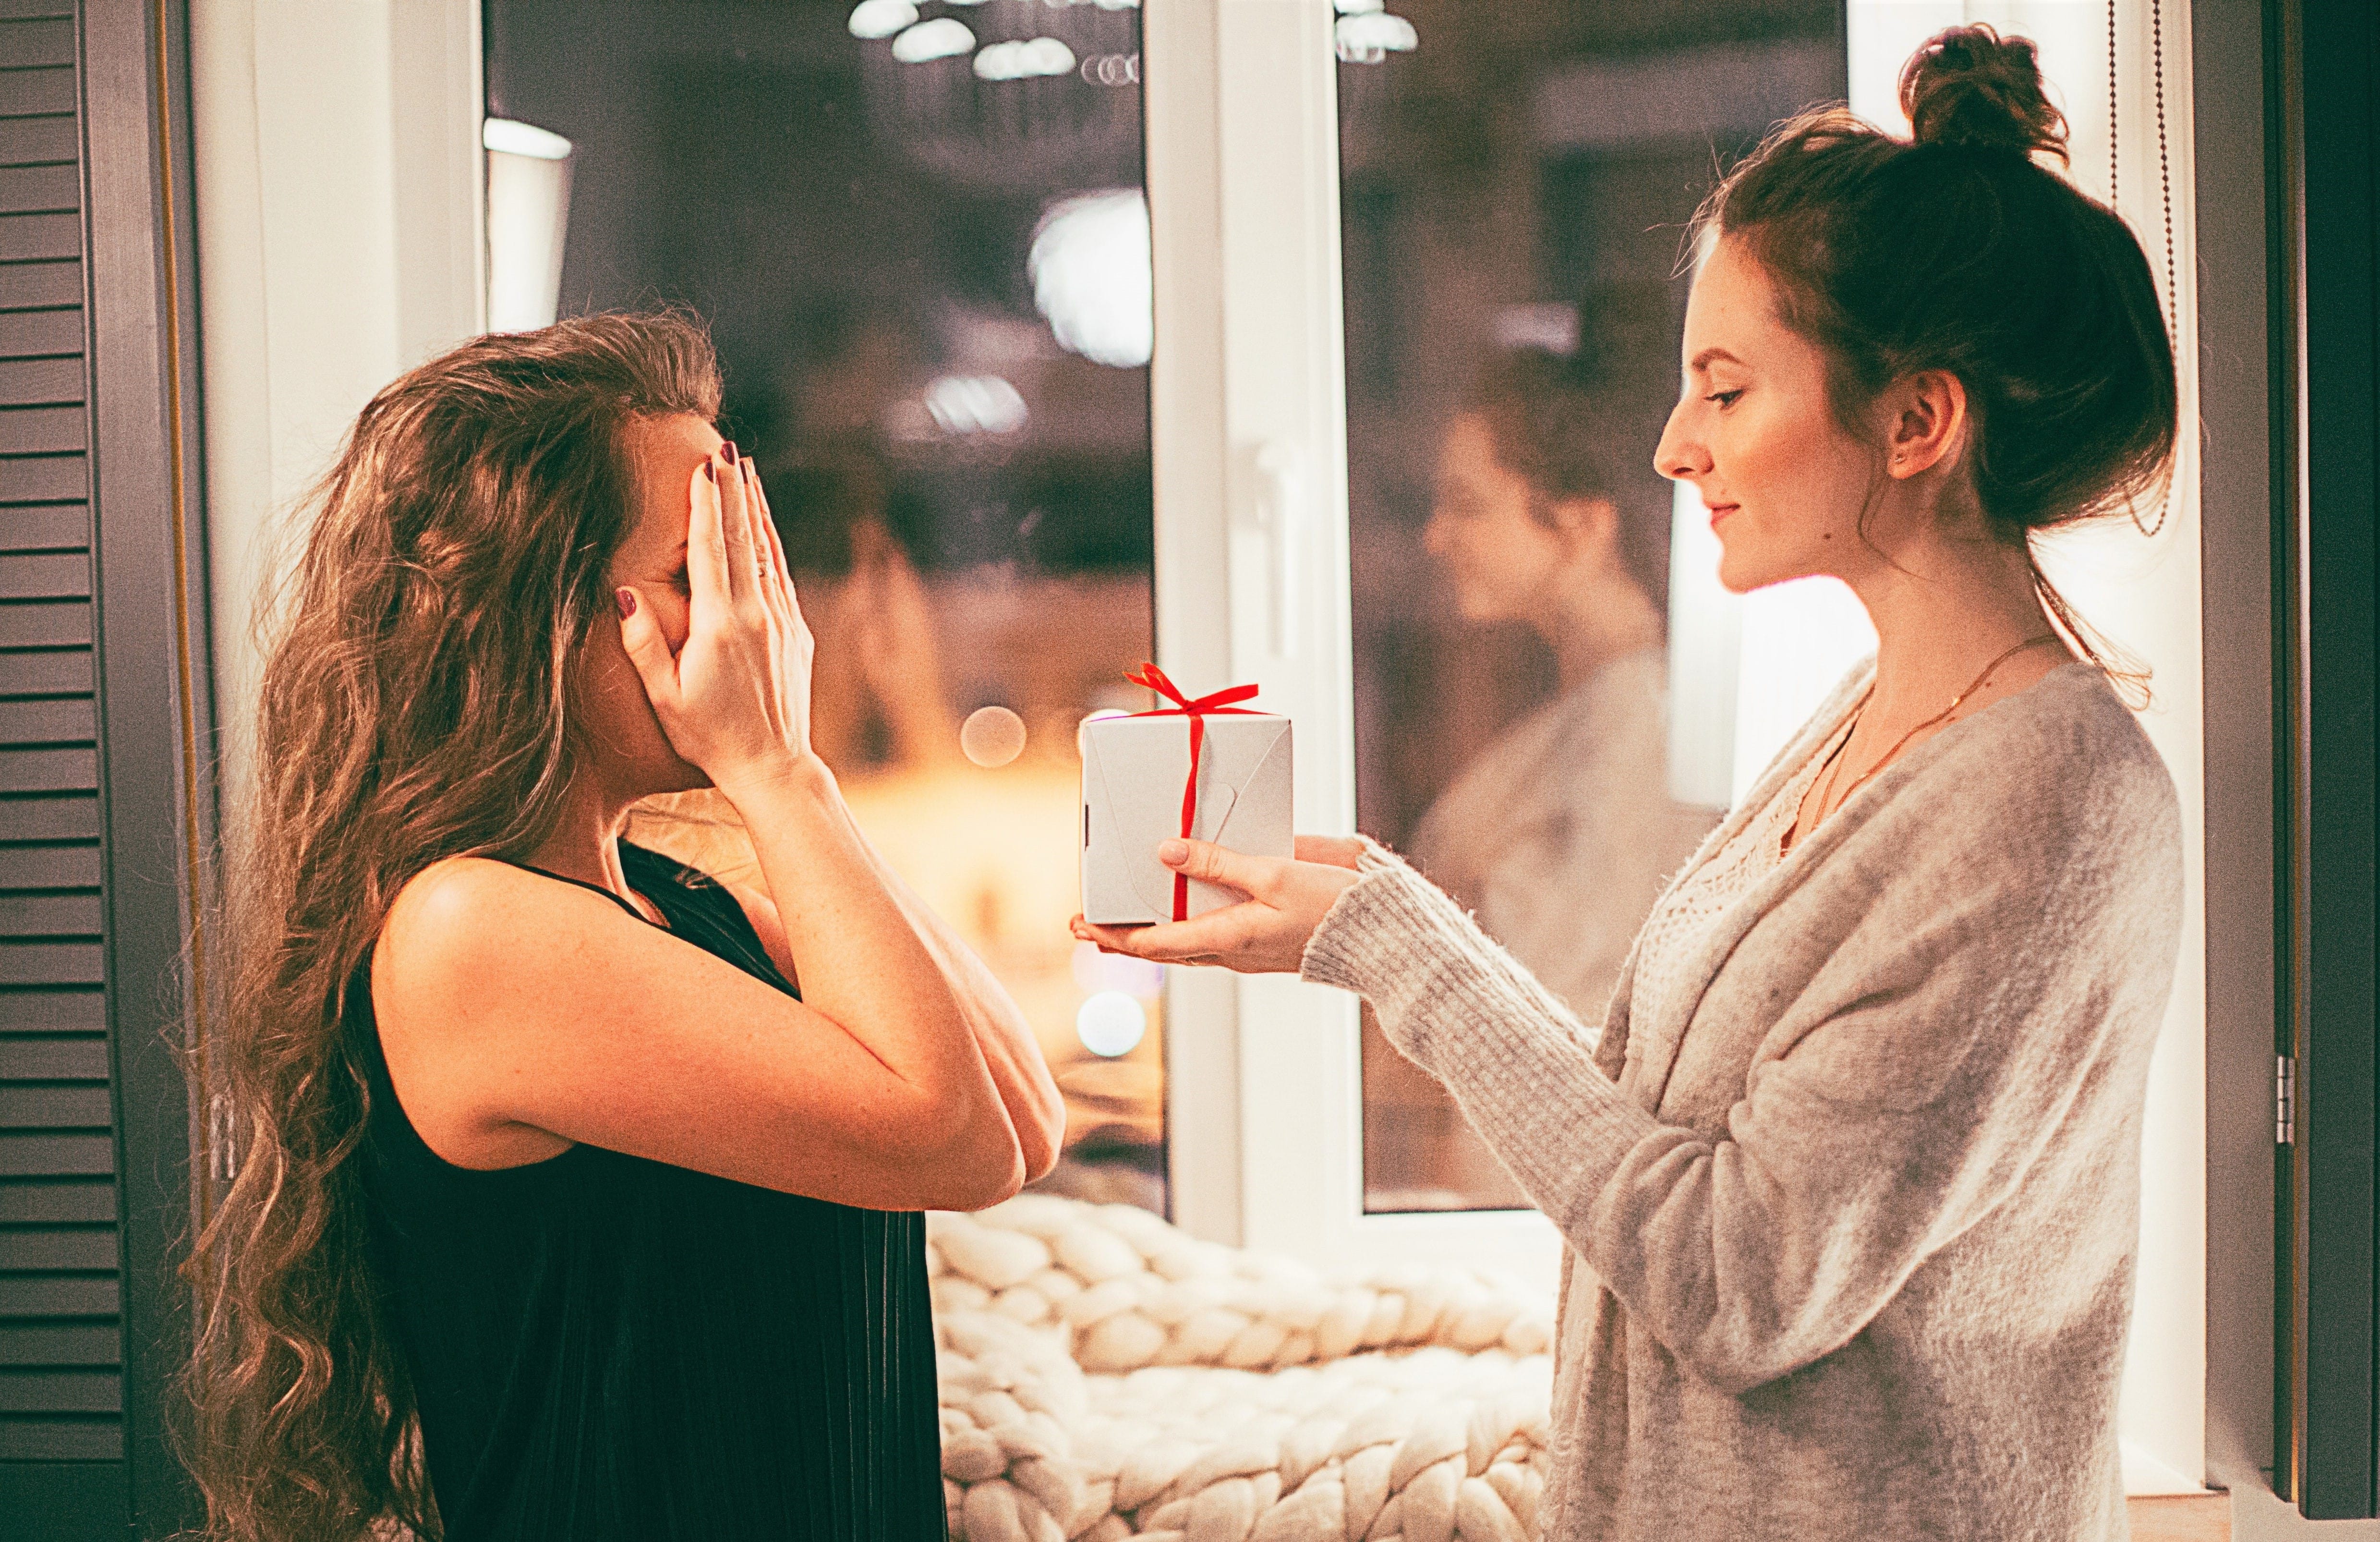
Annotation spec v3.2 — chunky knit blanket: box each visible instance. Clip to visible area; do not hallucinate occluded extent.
[930,1195,1556,1542]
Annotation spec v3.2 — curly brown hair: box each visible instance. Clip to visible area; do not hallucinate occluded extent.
[178,313,721,1541]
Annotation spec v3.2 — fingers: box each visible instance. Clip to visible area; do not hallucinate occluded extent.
[716,444,757,604]
[615,586,677,707]
[744,460,802,629]
[1157,838,1282,901]
[687,460,733,615]
[1070,909,1254,963]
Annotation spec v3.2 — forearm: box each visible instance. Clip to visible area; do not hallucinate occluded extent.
[857,839,1066,1177]
[1304,857,1652,1236]
[724,758,1020,1175]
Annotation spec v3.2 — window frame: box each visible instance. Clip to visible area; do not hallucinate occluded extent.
[1145,0,1562,1288]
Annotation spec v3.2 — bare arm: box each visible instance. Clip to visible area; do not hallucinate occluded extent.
[378,445,1051,1211]
[734,864,1064,1183]
[377,855,1021,1211]
[709,466,1062,1180]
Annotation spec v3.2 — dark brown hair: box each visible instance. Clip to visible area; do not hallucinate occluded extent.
[1463,347,1670,604]
[1693,24,2178,673]
[180,312,721,1541]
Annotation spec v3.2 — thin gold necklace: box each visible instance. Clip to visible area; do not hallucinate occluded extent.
[1784,634,2062,853]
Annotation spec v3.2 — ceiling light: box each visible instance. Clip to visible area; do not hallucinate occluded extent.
[846,0,918,39]
[482,117,572,159]
[892,17,975,63]
[923,374,1029,436]
[1335,13,1417,63]
[975,37,1077,81]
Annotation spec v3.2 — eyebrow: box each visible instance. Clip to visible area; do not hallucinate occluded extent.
[1690,347,1746,372]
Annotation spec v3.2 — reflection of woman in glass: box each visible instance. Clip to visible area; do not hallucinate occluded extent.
[1084,29,2182,1539]
[1410,351,1710,1015]
[185,316,1062,1540]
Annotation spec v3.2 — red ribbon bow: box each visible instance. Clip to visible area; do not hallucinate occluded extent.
[1124,662,1263,921]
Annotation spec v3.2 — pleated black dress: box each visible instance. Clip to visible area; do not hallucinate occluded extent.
[350,842,947,1541]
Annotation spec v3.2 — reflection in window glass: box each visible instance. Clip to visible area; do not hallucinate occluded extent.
[488,0,1163,1212]
[1341,5,1847,1212]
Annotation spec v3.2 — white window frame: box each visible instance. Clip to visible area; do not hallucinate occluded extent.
[1145,0,1562,1290]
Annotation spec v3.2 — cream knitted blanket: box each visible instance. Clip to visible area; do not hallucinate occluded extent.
[1300,662,2185,1542]
[931,1194,1558,1541]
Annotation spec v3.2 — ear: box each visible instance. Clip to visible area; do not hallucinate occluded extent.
[1880,369,1969,480]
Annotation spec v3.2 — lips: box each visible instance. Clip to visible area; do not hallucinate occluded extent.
[1706,502,1739,525]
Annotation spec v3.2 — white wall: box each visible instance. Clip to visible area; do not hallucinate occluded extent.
[189,0,483,844]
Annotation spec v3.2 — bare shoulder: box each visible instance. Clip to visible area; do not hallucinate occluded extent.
[374,856,642,1166]
[377,856,646,1027]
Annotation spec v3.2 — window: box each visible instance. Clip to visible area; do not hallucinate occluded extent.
[1337,2,1843,1215]
[485,0,1167,1211]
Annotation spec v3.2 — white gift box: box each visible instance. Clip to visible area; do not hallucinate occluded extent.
[1079,710,1294,925]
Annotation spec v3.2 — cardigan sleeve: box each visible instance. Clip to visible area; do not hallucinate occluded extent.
[1302,718,2182,1396]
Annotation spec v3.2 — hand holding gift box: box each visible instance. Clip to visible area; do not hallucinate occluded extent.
[1079,664,1293,925]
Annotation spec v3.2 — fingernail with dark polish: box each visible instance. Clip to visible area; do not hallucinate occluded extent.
[616,588,637,618]
[702,461,715,483]
[722,442,739,466]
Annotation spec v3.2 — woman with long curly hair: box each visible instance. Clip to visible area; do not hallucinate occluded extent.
[182,312,1062,1541]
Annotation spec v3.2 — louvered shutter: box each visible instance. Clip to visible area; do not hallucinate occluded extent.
[0,0,117,1488]
[0,1,210,1535]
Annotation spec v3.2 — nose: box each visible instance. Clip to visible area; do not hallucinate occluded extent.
[1654,399,1708,484]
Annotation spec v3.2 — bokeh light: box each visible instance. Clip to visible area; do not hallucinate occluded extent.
[1028,190,1152,369]
[960,704,1029,766]
[1075,991,1148,1058]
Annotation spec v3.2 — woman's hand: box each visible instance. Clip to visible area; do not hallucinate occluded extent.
[1070,835,1366,974]
[619,450,817,797]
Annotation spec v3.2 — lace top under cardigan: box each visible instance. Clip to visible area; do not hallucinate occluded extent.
[1300,662,2183,1542]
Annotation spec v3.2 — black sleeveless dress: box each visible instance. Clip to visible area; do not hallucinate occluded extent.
[350,842,947,1541]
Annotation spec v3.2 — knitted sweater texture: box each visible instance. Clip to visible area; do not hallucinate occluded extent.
[1300,662,2184,1542]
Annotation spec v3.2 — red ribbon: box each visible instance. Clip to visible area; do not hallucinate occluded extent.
[1124,662,1263,921]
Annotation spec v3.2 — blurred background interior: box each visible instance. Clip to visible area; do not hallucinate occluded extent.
[483,0,1844,1217]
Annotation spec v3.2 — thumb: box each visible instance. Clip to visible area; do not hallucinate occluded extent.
[1158,838,1274,899]
[615,587,677,707]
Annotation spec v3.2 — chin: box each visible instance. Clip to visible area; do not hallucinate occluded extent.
[1714,542,1805,597]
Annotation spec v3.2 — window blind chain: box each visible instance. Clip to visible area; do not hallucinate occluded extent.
[2133,0,2178,539]
[2113,0,2180,541]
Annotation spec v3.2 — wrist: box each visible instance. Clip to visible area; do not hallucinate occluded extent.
[714,752,836,810]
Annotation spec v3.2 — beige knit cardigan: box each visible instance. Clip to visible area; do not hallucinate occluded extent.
[1301,662,2184,1542]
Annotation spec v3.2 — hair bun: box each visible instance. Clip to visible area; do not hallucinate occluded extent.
[1899,24,2069,163]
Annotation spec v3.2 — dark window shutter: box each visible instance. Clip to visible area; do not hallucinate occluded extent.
[1,1,212,1536]
[0,0,119,1485]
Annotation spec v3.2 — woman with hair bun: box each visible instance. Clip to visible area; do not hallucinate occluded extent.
[1080,27,2182,1540]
